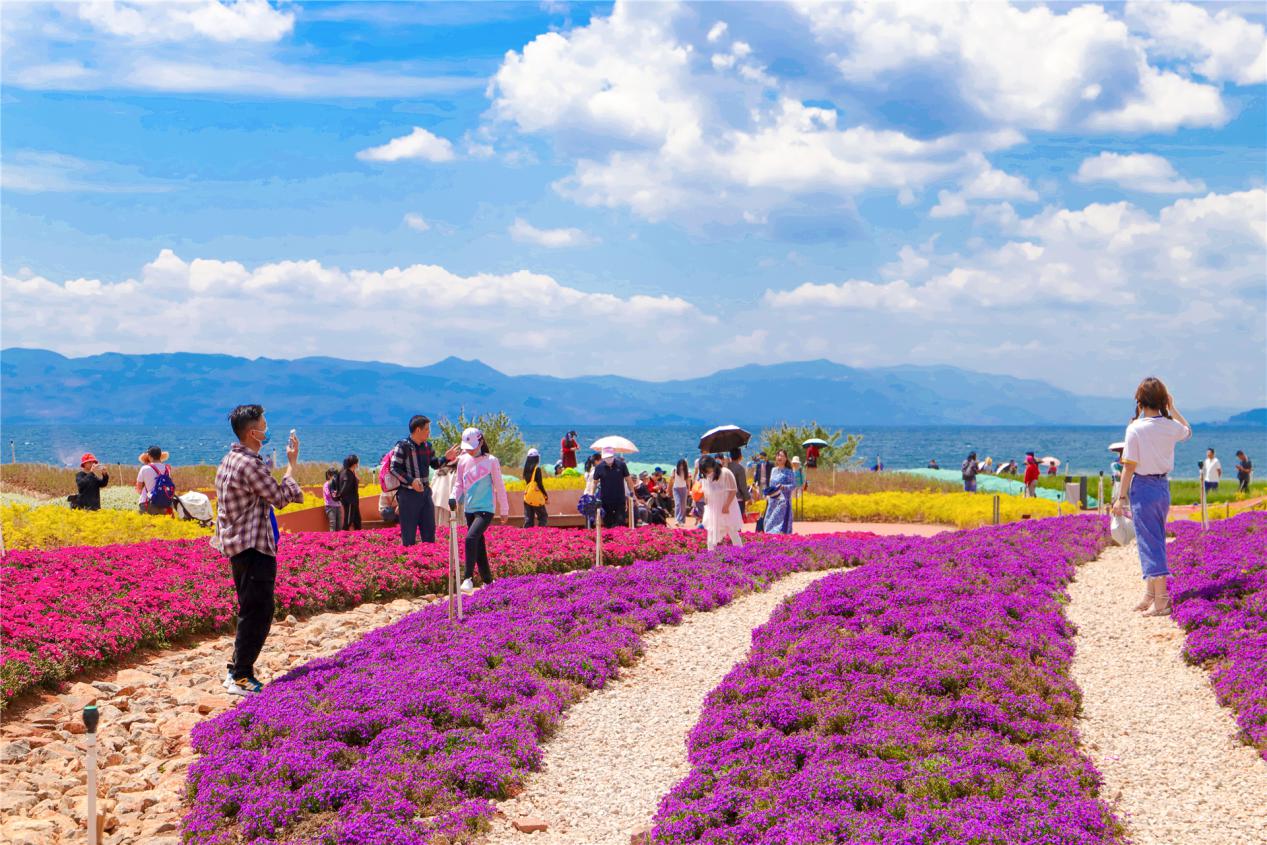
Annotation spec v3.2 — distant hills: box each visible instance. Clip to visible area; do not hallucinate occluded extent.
[1213,408,1267,427]
[0,348,1250,427]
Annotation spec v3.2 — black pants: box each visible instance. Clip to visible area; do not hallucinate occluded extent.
[464,511,494,583]
[601,502,627,528]
[1238,474,1250,493]
[342,496,362,530]
[398,486,435,545]
[523,504,548,527]
[229,549,276,680]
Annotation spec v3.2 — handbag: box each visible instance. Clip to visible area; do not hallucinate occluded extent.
[691,480,704,502]
[1110,514,1135,546]
[524,481,546,508]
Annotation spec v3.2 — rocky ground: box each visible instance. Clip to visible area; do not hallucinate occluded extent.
[0,596,440,845]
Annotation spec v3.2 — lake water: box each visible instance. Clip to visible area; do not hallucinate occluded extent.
[3,423,1262,480]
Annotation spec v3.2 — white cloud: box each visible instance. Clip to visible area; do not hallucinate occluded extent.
[1074,152,1206,194]
[356,127,456,163]
[0,150,170,194]
[403,213,430,232]
[1,2,477,98]
[706,21,728,43]
[0,251,702,376]
[797,0,1229,132]
[766,188,1266,312]
[509,218,597,248]
[77,0,295,44]
[1126,0,1267,85]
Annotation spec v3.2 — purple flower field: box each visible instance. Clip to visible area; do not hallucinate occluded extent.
[184,532,884,844]
[1169,512,1267,758]
[650,517,1121,845]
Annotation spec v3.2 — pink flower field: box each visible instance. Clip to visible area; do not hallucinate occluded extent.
[0,526,705,704]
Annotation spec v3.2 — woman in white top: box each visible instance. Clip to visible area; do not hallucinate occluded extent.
[1113,377,1191,616]
[699,455,743,550]
[671,458,691,527]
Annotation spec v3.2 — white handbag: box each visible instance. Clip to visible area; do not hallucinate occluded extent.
[1110,514,1136,546]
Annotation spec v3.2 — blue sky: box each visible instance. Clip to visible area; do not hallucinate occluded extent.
[1,0,1264,408]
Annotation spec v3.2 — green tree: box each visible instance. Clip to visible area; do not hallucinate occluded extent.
[437,410,528,469]
[758,422,862,469]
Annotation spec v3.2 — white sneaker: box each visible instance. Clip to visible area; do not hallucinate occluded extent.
[460,578,475,594]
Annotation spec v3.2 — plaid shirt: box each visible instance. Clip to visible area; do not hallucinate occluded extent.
[212,443,303,559]
[390,438,443,486]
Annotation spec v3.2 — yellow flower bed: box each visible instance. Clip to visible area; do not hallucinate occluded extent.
[1,503,211,551]
[768,491,1062,528]
[504,475,588,493]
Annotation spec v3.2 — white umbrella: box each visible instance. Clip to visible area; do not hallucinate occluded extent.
[1039,456,1060,467]
[590,435,638,454]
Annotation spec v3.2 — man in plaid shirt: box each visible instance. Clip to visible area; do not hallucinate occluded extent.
[391,414,460,546]
[213,404,304,695]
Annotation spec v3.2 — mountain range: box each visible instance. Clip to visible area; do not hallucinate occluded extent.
[0,348,1252,427]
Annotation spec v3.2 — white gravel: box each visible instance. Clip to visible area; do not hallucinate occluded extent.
[1067,544,1267,845]
[484,569,831,845]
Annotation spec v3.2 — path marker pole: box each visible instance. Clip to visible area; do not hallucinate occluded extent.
[9,439,14,464]
[447,504,462,620]
[84,704,100,845]
[992,495,1000,525]
[595,507,603,567]
[1199,462,1209,532]
[1098,473,1105,516]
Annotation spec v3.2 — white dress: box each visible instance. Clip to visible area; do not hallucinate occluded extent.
[702,467,743,546]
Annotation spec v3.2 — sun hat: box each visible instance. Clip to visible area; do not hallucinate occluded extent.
[526,448,540,458]
[139,450,170,464]
[601,447,616,459]
[791,456,801,464]
[80,452,98,467]
[460,427,484,452]
[1108,442,1126,452]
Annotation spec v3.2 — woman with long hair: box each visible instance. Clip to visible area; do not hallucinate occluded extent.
[338,455,361,530]
[699,455,743,550]
[671,458,691,527]
[522,448,549,528]
[451,428,508,593]
[1113,377,1191,616]
[763,449,797,535]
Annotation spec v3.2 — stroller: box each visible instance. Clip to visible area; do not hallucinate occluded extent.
[173,491,215,528]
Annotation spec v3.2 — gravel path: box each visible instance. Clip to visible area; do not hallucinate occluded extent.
[0,596,439,845]
[1067,544,1267,845]
[484,569,832,845]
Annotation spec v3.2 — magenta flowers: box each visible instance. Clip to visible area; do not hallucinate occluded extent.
[0,526,704,703]
[1168,513,1267,758]
[184,534,882,844]
[651,517,1122,845]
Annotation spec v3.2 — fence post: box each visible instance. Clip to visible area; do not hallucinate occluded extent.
[1098,473,1105,516]
[595,508,603,567]
[992,495,1000,525]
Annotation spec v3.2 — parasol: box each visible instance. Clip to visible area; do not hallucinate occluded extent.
[801,438,830,447]
[699,425,751,454]
[1039,456,1060,467]
[589,435,638,454]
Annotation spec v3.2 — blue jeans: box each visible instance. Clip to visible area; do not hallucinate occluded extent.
[1130,474,1170,578]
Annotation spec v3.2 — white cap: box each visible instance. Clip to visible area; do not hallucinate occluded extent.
[460,427,484,452]
[601,447,616,459]
[526,447,540,458]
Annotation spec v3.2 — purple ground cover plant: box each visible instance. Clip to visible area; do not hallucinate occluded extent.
[651,516,1123,845]
[184,532,883,844]
[1168,512,1267,758]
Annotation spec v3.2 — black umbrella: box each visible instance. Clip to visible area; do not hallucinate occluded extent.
[699,424,751,454]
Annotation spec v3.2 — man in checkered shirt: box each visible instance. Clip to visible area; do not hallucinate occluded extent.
[212,404,304,696]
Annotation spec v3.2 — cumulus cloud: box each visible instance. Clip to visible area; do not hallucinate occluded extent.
[1,2,476,97]
[0,251,703,376]
[1125,0,1267,85]
[797,0,1229,132]
[1074,152,1206,194]
[356,127,456,163]
[508,218,597,248]
[765,188,1266,312]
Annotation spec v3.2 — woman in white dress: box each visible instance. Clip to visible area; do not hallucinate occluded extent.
[699,455,743,550]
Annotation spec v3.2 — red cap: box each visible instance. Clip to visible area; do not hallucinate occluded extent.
[80,453,98,467]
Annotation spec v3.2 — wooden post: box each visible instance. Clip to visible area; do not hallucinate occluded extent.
[1098,473,1105,516]
[1199,461,1209,532]
[595,507,604,567]
[992,495,1000,525]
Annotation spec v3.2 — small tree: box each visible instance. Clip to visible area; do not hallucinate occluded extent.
[758,422,862,469]
[437,410,528,469]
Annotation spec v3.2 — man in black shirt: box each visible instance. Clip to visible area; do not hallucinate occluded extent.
[1235,450,1253,493]
[592,448,636,527]
[390,415,461,545]
[73,452,109,510]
